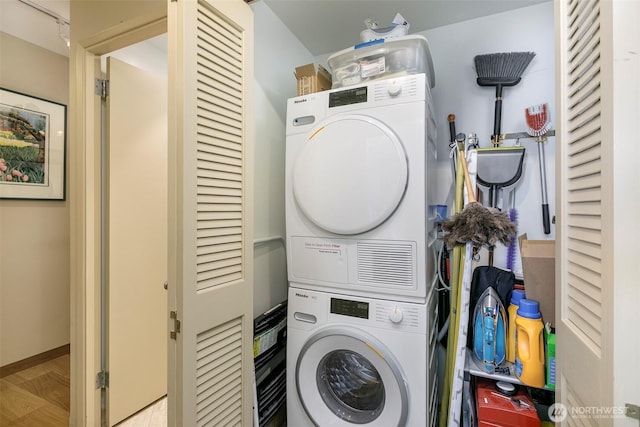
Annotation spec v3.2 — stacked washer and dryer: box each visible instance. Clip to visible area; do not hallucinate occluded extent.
[285,35,439,427]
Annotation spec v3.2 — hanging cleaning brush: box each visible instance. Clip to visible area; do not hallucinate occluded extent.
[506,193,518,272]
[474,52,536,146]
[525,103,552,234]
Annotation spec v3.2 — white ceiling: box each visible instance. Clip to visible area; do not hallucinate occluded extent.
[2,0,548,58]
[0,0,70,57]
[263,0,549,56]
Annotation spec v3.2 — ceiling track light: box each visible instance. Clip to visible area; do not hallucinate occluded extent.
[17,0,70,48]
[58,19,70,48]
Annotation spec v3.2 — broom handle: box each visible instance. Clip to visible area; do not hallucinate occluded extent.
[493,85,504,145]
[458,149,477,204]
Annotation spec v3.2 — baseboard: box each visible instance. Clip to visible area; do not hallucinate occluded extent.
[0,344,70,378]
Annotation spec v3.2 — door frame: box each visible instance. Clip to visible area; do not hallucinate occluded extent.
[69,16,167,426]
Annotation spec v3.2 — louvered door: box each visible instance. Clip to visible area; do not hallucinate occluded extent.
[167,1,254,425]
[556,0,613,422]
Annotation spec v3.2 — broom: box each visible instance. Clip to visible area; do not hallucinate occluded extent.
[474,52,536,146]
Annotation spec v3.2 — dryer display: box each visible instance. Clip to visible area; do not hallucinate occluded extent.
[328,86,368,107]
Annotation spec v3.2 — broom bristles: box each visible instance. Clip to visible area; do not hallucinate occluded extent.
[441,202,516,248]
[474,52,536,79]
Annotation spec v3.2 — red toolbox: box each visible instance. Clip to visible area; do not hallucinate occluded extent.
[476,378,540,427]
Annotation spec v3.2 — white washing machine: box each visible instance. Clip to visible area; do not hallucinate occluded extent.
[286,286,439,427]
[285,73,437,303]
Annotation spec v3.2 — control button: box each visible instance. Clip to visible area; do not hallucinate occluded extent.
[389,306,403,323]
[388,82,402,97]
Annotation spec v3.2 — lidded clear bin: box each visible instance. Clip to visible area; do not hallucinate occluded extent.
[327,35,435,89]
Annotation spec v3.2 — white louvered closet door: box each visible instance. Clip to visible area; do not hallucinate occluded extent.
[556,0,613,422]
[167,1,254,426]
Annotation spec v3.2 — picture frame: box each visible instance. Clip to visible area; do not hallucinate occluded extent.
[0,87,66,200]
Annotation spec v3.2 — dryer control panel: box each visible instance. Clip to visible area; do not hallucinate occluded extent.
[328,86,367,107]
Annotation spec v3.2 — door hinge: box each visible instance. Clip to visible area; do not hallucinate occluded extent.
[626,403,640,420]
[170,310,181,340]
[95,78,109,98]
[95,370,109,389]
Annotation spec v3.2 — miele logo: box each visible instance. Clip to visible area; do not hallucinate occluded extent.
[294,98,308,104]
[295,292,309,299]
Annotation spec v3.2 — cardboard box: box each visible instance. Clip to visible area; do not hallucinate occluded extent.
[519,236,556,327]
[295,63,332,96]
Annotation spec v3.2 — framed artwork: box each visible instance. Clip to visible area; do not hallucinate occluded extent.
[0,88,66,200]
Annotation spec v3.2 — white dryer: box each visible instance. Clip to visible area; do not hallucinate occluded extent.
[285,73,437,302]
[286,286,439,427]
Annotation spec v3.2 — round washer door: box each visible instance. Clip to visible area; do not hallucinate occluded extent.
[293,115,408,235]
[296,327,408,426]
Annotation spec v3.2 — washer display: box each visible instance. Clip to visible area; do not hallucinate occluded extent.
[287,287,439,427]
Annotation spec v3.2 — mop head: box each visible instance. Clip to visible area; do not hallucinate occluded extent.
[441,202,516,248]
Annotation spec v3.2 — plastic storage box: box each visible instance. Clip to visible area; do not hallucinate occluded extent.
[327,35,435,89]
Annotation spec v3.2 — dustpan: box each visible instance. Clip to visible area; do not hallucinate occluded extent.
[476,146,525,209]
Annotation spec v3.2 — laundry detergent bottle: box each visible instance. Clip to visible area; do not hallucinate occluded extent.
[515,299,545,388]
[506,289,526,363]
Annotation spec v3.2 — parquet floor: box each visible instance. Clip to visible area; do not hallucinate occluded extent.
[0,354,70,426]
[0,353,167,427]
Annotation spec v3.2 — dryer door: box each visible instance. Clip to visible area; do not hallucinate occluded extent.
[293,115,408,235]
[296,327,408,426]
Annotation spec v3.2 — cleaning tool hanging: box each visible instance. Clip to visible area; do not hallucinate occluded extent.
[506,198,519,271]
[440,149,516,249]
[526,103,552,234]
[474,52,536,146]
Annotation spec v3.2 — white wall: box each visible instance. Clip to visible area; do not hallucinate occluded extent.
[251,1,314,317]
[0,33,70,366]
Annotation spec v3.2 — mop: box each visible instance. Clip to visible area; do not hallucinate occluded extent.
[439,141,517,426]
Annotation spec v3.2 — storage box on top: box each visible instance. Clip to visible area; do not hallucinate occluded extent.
[327,35,435,89]
[294,63,332,96]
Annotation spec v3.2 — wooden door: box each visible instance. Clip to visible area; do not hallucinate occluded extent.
[107,56,168,425]
[166,0,255,425]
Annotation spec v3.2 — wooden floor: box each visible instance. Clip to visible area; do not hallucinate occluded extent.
[0,354,70,426]
[0,353,168,427]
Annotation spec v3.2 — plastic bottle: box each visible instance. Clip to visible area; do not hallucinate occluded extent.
[506,289,526,363]
[514,299,545,388]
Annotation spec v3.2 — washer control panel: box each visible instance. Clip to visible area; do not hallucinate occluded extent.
[289,287,433,332]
